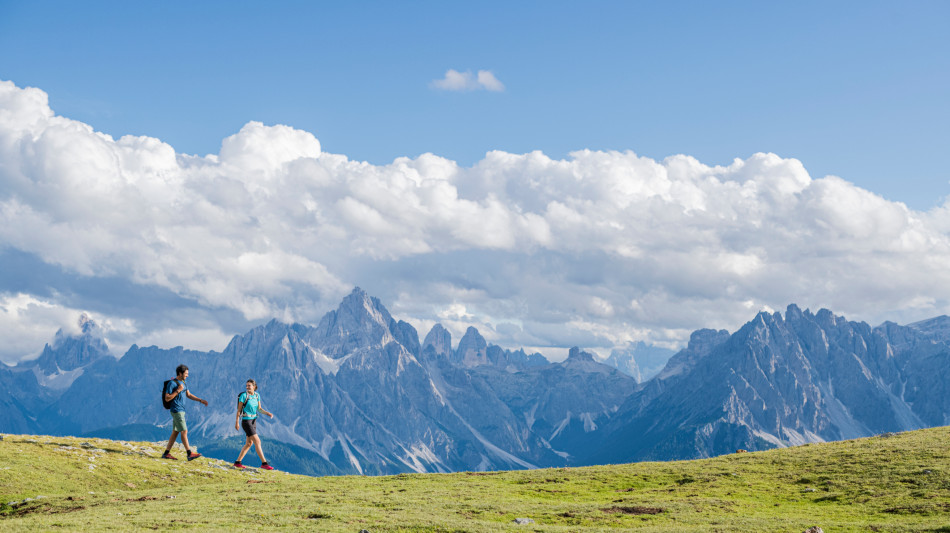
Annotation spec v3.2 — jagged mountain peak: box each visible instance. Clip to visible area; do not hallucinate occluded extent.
[744,304,848,332]
[785,303,804,320]
[603,341,677,383]
[455,327,488,367]
[737,311,785,344]
[422,323,452,357]
[51,313,107,350]
[78,313,97,334]
[338,286,394,326]
[566,346,595,362]
[603,345,643,382]
[749,308,786,329]
[24,313,112,390]
[687,328,731,353]
[906,315,950,343]
[223,318,295,355]
[458,326,486,348]
[559,346,616,375]
[656,328,730,380]
[307,287,398,357]
[599,302,946,465]
[814,307,844,328]
[12,294,950,476]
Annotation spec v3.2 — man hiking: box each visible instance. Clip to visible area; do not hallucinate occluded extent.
[162,364,208,460]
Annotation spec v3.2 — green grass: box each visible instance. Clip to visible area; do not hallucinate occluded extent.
[2,427,949,531]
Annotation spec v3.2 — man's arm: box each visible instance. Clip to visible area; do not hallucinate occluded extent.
[185,391,209,406]
[164,381,184,402]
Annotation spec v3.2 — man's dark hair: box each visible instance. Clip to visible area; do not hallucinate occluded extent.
[175,364,189,377]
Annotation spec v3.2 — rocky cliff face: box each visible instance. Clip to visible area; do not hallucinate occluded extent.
[0,314,113,434]
[587,304,950,464]
[602,341,677,382]
[7,288,634,474]
[421,323,452,358]
[26,313,113,390]
[8,296,950,474]
[0,365,49,434]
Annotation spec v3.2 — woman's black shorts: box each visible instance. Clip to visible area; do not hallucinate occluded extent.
[241,418,258,437]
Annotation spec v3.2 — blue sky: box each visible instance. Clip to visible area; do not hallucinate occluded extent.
[1,1,949,363]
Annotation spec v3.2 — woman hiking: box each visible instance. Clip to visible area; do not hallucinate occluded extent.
[233,379,275,470]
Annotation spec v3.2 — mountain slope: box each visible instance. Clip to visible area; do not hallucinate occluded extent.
[589,304,950,464]
[6,287,635,475]
[9,293,950,474]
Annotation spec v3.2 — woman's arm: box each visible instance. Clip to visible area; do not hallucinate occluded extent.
[235,397,245,430]
[259,397,274,418]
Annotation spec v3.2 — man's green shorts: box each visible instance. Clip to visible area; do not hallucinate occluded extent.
[171,411,187,432]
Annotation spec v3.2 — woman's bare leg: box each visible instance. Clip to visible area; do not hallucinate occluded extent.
[237,437,253,462]
[252,435,267,463]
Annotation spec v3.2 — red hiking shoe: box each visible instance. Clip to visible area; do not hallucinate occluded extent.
[233,461,245,469]
[187,452,202,461]
[261,463,274,471]
[161,452,177,460]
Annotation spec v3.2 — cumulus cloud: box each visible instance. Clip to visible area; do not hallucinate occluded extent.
[431,69,505,92]
[3,79,950,363]
[0,292,125,363]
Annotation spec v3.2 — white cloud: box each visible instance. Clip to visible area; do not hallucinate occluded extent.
[0,293,73,362]
[476,70,505,92]
[219,121,321,179]
[0,293,128,364]
[3,79,950,363]
[431,69,505,92]
[135,326,233,353]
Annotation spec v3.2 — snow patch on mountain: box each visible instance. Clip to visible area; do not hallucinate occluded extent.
[524,403,539,429]
[399,442,445,473]
[818,379,872,439]
[550,413,571,441]
[580,412,597,432]
[31,366,84,390]
[312,347,350,375]
[752,429,787,447]
[337,434,364,475]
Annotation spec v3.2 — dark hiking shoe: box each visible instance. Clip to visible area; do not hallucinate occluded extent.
[161,452,177,460]
[261,463,274,471]
[233,461,245,469]
[187,452,202,461]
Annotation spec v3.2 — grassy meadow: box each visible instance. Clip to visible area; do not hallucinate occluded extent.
[2,427,950,532]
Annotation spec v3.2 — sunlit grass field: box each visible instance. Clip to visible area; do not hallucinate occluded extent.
[2,427,949,532]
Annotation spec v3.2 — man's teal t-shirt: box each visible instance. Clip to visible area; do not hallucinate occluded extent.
[238,392,260,420]
[165,379,188,413]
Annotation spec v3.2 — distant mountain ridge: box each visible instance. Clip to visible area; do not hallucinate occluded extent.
[603,341,677,382]
[4,293,950,476]
[586,304,950,464]
[30,313,112,388]
[2,288,635,474]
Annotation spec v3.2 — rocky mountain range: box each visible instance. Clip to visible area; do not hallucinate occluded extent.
[2,288,635,474]
[4,291,950,475]
[586,305,950,464]
[603,341,676,382]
